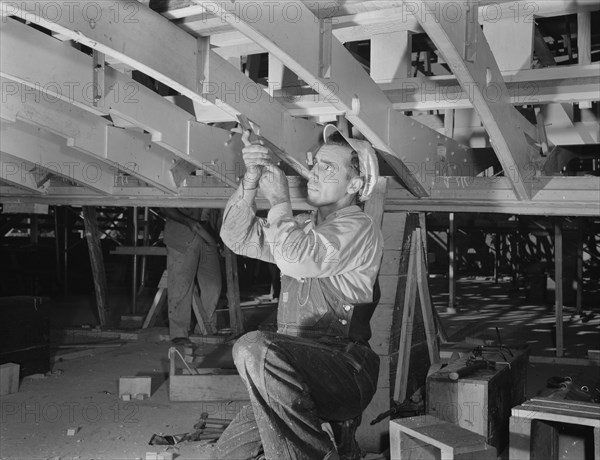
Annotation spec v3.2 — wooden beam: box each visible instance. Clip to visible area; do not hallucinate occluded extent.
[534,27,557,67]
[4,3,322,171]
[577,12,592,109]
[448,212,456,313]
[0,121,116,194]
[408,0,541,201]
[555,219,564,357]
[195,1,478,197]
[0,18,243,187]
[2,79,182,194]
[277,64,600,114]
[1,175,598,216]
[82,206,110,327]
[153,1,599,48]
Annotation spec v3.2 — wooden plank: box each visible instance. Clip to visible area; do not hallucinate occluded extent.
[1,175,599,216]
[142,288,167,329]
[195,1,478,198]
[409,0,540,201]
[192,284,216,335]
[0,121,116,195]
[448,212,456,312]
[555,219,563,357]
[112,247,167,256]
[82,207,110,327]
[224,247,243,335]
[512,407,600,427]
[415,228,440,365]
[393,230,418,402]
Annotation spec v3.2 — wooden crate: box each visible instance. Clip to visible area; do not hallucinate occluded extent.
[510,398,600,460]
[168,346,248,402]
[390,415,496,460]
[426,348,529,452]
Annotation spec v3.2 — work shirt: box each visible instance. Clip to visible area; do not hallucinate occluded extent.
[220,185,383,305]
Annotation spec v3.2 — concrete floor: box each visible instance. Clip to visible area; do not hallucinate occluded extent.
[1,277,598,459]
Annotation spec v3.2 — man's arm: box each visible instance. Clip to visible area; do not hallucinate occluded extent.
[219,141,277,263]
[160,208,216,247]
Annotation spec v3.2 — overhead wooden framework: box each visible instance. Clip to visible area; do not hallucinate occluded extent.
[0,0,598,215]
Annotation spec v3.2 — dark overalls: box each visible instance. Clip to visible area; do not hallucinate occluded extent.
[216,272,380,460]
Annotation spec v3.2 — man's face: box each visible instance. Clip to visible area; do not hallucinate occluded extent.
[306,144,357,208]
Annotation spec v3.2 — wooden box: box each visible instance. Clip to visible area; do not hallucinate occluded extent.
[390,415,496,460]
[0,363,20,395]
[168,346,248,402]
[426,347,529,452]
[510,398,600,460]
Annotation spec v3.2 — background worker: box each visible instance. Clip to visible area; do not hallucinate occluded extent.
[161,208,222,345]
[217,125,383,460]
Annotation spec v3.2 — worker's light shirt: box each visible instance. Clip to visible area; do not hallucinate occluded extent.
[220,186,383,303]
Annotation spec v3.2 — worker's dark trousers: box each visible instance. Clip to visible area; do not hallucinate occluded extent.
[215,331,379,460]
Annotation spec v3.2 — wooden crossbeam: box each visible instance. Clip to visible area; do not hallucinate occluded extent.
[0,18,243,188]
[280,64,600,114]
[3,2,322,172]
[153,0,599,50]
[195,1,479,197]
[0,121,119,194]
[2,78,181,194]
[409,0,541,201]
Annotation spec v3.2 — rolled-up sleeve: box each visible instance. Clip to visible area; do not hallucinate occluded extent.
[220,185,275,264]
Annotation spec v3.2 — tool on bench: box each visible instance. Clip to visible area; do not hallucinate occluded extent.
[448,358,495,380]
[236,114,310,180]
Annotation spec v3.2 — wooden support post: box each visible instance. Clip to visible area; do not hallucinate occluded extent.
[578,13,592,109]
[224,247,243,336]
[576,222,583,315]
[448,212,456,313]
[132,207,138,315]
[64,208,69,295]
[140,207,150,288]
[82,206,110,327]
[555,219,563,357]
[494,233,500,284]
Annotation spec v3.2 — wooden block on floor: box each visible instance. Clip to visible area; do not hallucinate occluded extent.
[390,415,496,460]
[0,363,20,395]
[119,376,151,398]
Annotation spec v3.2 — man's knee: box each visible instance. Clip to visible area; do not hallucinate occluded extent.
[232,330,272,371]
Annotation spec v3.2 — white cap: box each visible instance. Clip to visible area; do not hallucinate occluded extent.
[322,124,379,201]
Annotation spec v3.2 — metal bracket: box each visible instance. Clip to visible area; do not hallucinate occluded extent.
[319,18,332,79]
[463,2,478,63]
[92,50,105,108]
[197,36,210,95]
